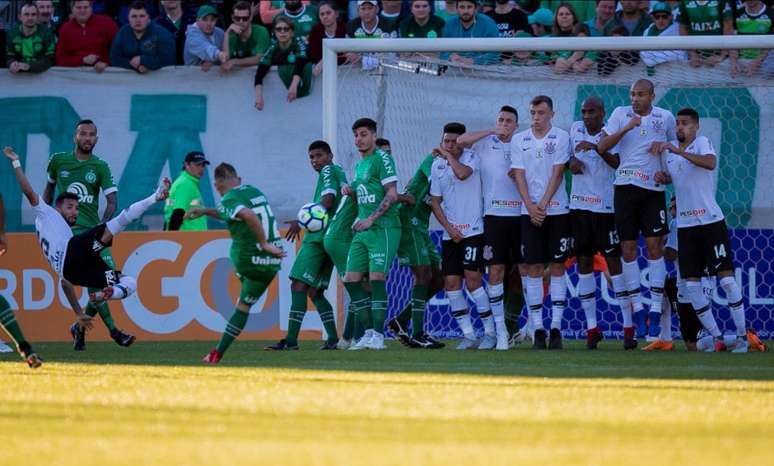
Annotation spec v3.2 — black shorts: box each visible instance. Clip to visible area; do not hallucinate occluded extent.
[677,220,734,278]
[483,215,523,265]
[521,214,571,264]
[441,234,484,276]
[62,224,119,289]
[613,184,668,240]
[570,210,621,258]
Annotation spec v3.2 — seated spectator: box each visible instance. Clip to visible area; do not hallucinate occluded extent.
[380,0,407,24]
[543,0,595,23]
[253,16,312,111]
[730,0,774,76]
[510,30,544,65]
[602,0,651,37]
[441,0,499,65]
[346,0,398,70]
[554,22,596,73]
[435,0,458,22]
[6,2,56,73]
[183,5,226,70]
[156,0,195,65]
[110,1,175,73]
[275,0,318,45]
[221,1,270,72]
[260,1,311,26]
[55,0,118,71]
[487,0,529,59]
[584,0,615,37]
[400,0,445,38]
[552,2,578,37]
[678,0,734,68]
[308,0,346,76]
[597,25,631,76]
[528,7,553,36]
[34,0,65,34]
[640,2,685,70]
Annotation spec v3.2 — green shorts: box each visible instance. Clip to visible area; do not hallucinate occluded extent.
[323,235,352,278]
[289,239,334,290]
[235,266,278,306]
[398,228,440,268]
[346,227,401,275]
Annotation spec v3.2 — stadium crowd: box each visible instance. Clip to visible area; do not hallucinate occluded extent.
[3,1,773,92]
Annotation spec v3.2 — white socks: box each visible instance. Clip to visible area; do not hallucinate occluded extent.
[549,275,566,330]
[448,289,474,339]
[487,282,508,337]
[719,276,746,337]
[687,280,721,337]
[578,273,597,330]
[611,273,632,327]
[471,287,494,336]
[106,191,159,235]
[648,258,666,315]
[525,276,544,331]
[623,259,643,312]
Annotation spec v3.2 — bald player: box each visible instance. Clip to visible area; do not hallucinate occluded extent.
[598,79,676,349]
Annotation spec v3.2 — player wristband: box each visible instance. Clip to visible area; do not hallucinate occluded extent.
[11,160,21,169]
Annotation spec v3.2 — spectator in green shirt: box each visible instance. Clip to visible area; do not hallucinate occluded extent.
[221,1,270,72]
[400,0,445,38]
[730,0,773,76]
[678,0,735,67]
[274,0,318,46]
[6,2,56,73]
[164,151,210,231]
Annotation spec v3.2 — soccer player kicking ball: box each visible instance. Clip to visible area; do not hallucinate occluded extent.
[3,146,169,341]
[430,123,493,350]
[193,163,286,363]
[344,118,401,351]
[266,141,347,351]
[598,79,676,349]
[509,96,572,350]
[652,108,749,352]
[0,191,43,368]
[567,97,628,350]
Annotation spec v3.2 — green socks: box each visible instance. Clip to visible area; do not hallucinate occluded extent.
[86,294,117,332]
[0,296,28,349]
[215,308,249,354]
[370,280,388,335]
[311,294,338,343]
[411,284,428,337]
[344,281,372,332]
[342,302,356,340]
[285,290,307,346]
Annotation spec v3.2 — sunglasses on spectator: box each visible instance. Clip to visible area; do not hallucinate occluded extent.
[652,14,670,20]
[233,15,250,22]
[275,26,292,32]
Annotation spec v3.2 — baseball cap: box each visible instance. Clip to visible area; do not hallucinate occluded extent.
[357,0,377,6]
[184,151,210,165]
[196,5,218,19]
[528,8,554,27]
[650,2,672,15]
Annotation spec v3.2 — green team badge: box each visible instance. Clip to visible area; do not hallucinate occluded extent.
[85,170,97,183]
[288,53,296,63]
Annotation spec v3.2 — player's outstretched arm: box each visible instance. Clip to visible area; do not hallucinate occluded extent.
[0,192,7,256]
[236,208,285,258]
[3,147,40,207]
[102,192,118,222]
[456,128,497,148]
[185,207,222,221]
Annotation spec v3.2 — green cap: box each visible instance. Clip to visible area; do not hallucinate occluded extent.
[650,2,672,15]
[197,5,218,19]
[528,8,554,27]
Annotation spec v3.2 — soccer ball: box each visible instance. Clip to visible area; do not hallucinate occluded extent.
[297,203,328,232]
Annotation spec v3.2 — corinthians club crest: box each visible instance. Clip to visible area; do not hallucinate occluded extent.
[544,141,557,155]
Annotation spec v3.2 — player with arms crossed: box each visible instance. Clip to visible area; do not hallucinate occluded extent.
[597,79,676,349]
[0,191,43,368]
[343,118,401,351]
[43,120,133,350]
[456,105,522,350]
[192,163,285,363]
[509,95,572,350]
[430,122,493,350]
[4,146,168,342]
[266,141,347,351]
[653,108,750,352]
[567,96,628,349]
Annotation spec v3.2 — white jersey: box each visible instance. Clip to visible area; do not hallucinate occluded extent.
[472,135,522,216]
[510,126,571,216]
[664,136,724,228]
[603,105,676,191]
[430,149,484,240]
[33,202,73,275]
[569,121,615,214]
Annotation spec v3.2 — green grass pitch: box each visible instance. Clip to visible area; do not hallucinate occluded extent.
[2,340,773,466]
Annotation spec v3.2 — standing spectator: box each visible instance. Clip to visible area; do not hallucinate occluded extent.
[584,0,616,37]
[164,151,210,231]
[259,1,310,26]
[7,2,56,74]
[110,1,175,72]
[156,0,195,65]
[640,2,686,70]
[55,0,118,71]
[528,7,554,36]
[35,0,65,33]
[346,0,398,69]
[400,0,446,38]
[183,4,226,69]
[221,1,269,71]
[275,0,318,45]
[253,16,312,111]
[486,0,529,38]
[678,0,734,68]
[381,0,407,24]
[554,22,596,73]
[602,0,651,36]
[441,0,499,65]
[730,0,773,76]
[308,0,346,76]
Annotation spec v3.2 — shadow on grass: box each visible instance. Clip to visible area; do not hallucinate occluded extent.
[3,340,773,381]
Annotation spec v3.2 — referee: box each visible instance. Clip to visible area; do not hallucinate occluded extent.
[164,151,209,231]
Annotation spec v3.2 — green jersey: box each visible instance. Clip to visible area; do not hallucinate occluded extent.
[678,0,732,35]
[325,195,357,241]
[305,164,347,243]
[228,25,270,59]
[352,148,400,229]
[399,154,434,231]
[399,15,445,38]
[5,23,56,71]
[218,184,282,272]
[46,151,116,232]
[734,5,774,59]
[276,5,319,44]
